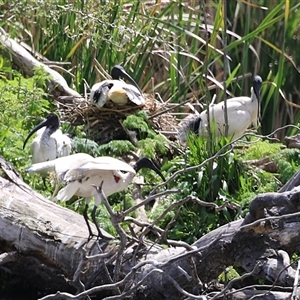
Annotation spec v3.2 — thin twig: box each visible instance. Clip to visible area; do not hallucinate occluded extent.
[209,262,262,300]
[71,248,89,295]
[0,251,17,266]
[92,183,127,283]
[291,259,300,299]
[240,211,300,232]
[151,124,300,194]
[123,189,180,216]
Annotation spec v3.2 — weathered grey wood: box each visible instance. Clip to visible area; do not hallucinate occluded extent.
[0,28,82,101]
[279,168,300,192]
[125,188,300,299]
[229,289,294,300]
[2,148,300,299]
[0,156,113,294]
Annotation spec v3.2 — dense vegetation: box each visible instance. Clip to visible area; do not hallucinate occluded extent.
[1,0,300,244]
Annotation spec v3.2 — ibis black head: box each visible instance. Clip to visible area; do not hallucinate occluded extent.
[110,65,142,94]
[134,157,166,182]
[188,116,202,134]
[252,75,262,102]
[23,113,60,149]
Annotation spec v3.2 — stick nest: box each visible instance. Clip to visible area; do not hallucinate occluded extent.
[58,94,179,144]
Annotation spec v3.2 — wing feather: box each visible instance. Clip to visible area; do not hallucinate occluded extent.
[62,157,135,182]
[199,97,256,138]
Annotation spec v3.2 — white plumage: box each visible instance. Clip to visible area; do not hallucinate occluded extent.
[178,76,262,143]
[26,154,165,239]
[90,65,145,107]
[54,156,136,203]
[23,113,72,178]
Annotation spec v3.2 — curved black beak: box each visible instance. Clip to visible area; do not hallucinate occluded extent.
[23,119,48,149]
[23,113,59,149]
[111,65,143,94]
[134,157,166,182]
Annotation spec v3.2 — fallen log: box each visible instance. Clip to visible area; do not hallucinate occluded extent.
[0,28,82,102]
[1,154,300,299]
[0,156,116,294]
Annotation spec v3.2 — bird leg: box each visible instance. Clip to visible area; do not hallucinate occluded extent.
[42,177,47,189]
[50,180,60,201]
[91,205,105,239]
[83,203,94,240]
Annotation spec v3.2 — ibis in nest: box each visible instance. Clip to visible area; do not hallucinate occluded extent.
[178,75,262,143]
[23,113,72,182]
[26,153,165,239]
[90,65,145,107]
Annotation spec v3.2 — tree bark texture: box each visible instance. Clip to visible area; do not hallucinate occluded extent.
[0,28,82,102]
[1,154,300,299]
[0,156,116,295]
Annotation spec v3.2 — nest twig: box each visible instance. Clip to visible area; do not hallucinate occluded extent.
[58,93,179,145]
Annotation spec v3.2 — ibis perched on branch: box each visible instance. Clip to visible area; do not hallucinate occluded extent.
[90,65,145,107]
[178,75,262,143]
[26,153,165,239]
[23,113,72,182]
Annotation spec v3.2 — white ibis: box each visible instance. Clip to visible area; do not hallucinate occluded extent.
[26,154,165,239]
[178,75,262,143]
[90,65,145,107]
[23,113,72,183]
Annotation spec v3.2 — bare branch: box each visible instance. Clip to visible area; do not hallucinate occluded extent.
[0,28,82,101]
[151,124,300,194]
[0,251,17,266]
[209,262,262,300]
[92,183,127,283]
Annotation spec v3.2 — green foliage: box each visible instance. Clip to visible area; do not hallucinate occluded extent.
[240,140,300,186]
[158,136,244,241]
[0,70,50,171]
[123,112,169,158]
[137,135,168,158]
[158,135,288,241]
[218,266,240,283]
[72,136,136,158]
[72,136,102,156]
[241,140,282,161]
[123,111,150,139]
[98,140,135,157]
[1,0,299,246]
[274,148,300,184]
[180,134,244,201]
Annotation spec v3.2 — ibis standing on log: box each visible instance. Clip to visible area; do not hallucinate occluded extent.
[26,153,165,239]
[23,113,72,182]
[178,75,262,143]
[90,65,145,107]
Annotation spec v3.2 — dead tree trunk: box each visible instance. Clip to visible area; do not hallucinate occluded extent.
[1,155,300,300]
[0,28,82,102]
[0,156,115,295]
